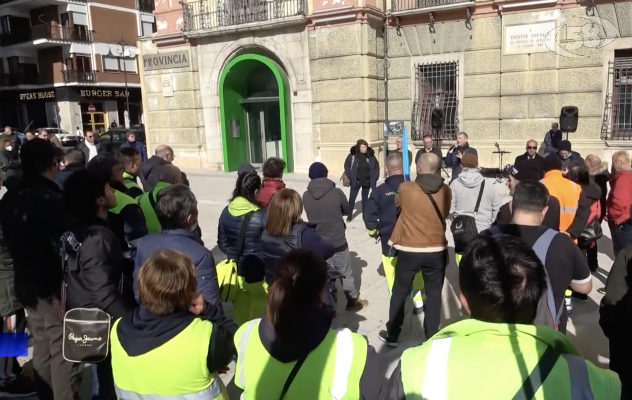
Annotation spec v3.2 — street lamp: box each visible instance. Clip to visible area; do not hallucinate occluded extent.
[107,35,138,128]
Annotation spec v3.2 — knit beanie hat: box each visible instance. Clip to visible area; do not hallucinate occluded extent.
[543,153,563,172]
[558,140,572,152]
[461,153,479,168]
[308,162,328,180]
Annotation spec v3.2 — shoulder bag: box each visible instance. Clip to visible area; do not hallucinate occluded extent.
[450,181,486,254]
[340,155,355,187]
[217,212,254,303]
[60,232,113,363]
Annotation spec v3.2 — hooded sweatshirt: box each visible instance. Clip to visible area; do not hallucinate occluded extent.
[450,168,502,234]
[140,156,189,193]
[302,178,350,251]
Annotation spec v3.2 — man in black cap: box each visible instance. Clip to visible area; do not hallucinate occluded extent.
[494,160,560,230]
[557,139,584,172]
[237,162,256,177]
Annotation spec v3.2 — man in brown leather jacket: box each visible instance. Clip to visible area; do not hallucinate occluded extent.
[379,152,451,347]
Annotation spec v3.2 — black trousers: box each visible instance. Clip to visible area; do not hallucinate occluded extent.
[387,249,448,340]
[27,298,83,400]
[349,186,370,218]
[95,352,116,400]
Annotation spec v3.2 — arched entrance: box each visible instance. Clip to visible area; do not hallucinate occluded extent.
[219,53,293,172]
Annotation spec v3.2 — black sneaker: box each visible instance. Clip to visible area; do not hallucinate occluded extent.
[571,292,589,303]
[378,330,398,348]
[0,378,37,398]
[346,299,368,312]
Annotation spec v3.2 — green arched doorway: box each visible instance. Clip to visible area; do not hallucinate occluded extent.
[219,53,293,172]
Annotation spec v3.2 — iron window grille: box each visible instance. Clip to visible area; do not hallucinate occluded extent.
[602,56,632,140]
[411,60,459,141]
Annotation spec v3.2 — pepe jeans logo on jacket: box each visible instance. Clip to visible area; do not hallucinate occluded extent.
[68,333,103,346]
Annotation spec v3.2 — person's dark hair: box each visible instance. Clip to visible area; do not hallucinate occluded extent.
[267,249,328,342]
[567,165,590,187]
[512,181,549,214]
[64,149,86,166]
[20,138,58,176]
[155,184,197,230]
[543,153,562,172]
[63,169,107,220]
[460,235,547,324]
[87,154,119,184]
[262,157,286,179]
[231,171,261,206]
[356,139,369,149]
[117,147,140,167]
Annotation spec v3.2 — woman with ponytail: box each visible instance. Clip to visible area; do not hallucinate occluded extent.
[234,249,381,400]
[217,172,266,324]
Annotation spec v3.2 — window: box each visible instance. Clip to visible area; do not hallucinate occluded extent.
[102,55,119,71]
[141,21,155,37]
[603,51,632,140]
[76,55,92,72]
[412,61,459,141]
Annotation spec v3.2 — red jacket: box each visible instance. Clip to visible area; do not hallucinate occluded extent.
[257,178,286,207]
[607,170,632,225]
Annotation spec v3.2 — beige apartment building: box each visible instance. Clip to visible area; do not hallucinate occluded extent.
[139,0,632,173]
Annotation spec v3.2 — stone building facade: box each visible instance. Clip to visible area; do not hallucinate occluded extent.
[139,0,632,173]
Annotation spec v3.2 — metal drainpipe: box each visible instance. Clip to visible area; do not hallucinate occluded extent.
[383,3,389,178]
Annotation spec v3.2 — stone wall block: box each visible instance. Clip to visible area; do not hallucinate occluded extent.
[387,78,411,101]
[144,76,161,94]
[318,102,343,124]
[529,53,557,70]
[364,78,379,101]
[402,26,421,56]
[340,101,365,123]
[464,97,500,120]
[464,75,501,97]
[452,22,471,53]
[366,26,377,56]
[388,57,411,79]
[339,55,362,78]
[442,22,456,53]
[558,68,602,93]
[558,47,603,69]
[596,4,620,39]
[464,49,501,75]
[501,70,558,95]
[500,119,554,139]
[193,73,200,91]
[430,23,443,55]
[465,17,502,51]
[387,28,410,57]
[316,25,361,58]
[387,100,411,121]
[308,31,318,60]
[145,94,164,111]
[462,120,500,140]
[557,92,603,117]
[614,2,631,37]
[501,96,529,119]
[194,90,203,109]
[377,33,385,58]
[316,58,340,81]
[377,101,386,122]
[311,104,321,125]
[416,25,433,55]
[164,92,196,110]
[377,58,385,79]
[151,128,199,144]
[318,79,363,102]
[319,123,364,142]
[190,46,199,72]
[501,54,528,72]
[174,73,194,91]
[529,94,557,118]
[570,117,602,139]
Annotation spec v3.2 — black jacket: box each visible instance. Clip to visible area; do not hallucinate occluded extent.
[445,144,477,182]
[365,174,406,256]
[566,181,601,239]
[560,151,584,171]
[589,162,609,221]
[303,178,350,251]
[61,219,135,319]
[0,175,68,308]
[495,196,561,231]
[257,306,381,399]
[55,163,85,192]
[387,149,413,168]
[217,204,265,278]
[344,146,379,190]
[76,141,103,165]
[415,147,442,165]
[140,156,189,193]
[0,211,18,317]
[514,153,544,176]
[116,304,237,375]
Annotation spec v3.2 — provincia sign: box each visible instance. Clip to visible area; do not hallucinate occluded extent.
[143,50,190,71]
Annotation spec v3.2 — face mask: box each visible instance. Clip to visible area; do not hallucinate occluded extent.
[5,146,12,152]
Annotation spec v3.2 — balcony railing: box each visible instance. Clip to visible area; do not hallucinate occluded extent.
[0,32,31,46]
[182,0,306,32]
[0,73,40,86]
[32,24,94,43]
[63,70,97,83]
[137,0,154,13]
[391,0,472,13]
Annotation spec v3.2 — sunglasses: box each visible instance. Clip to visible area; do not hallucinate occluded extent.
[526,146,537,150]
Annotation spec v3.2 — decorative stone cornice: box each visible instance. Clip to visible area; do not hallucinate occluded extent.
[307,6,386,29]
[151,31,188,47]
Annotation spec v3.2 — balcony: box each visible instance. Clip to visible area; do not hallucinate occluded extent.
[137,0,154,13]
[0,0,87,9]
[32,24,93,43]
[0,73,40,86]
[390,0,474,15]
[0,32,31,46]
[182,0,306,36]
[63,69,97,83]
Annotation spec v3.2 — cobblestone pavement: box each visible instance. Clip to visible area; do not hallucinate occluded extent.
[9,170,615,399]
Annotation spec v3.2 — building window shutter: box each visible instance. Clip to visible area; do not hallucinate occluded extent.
[72,12,88,26]
[103,56,119,71]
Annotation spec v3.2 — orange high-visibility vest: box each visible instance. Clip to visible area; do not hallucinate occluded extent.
[541,170,581,232]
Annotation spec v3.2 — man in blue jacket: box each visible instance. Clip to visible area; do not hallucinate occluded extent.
[120,131,147,162]
[365,153,425,313]
[445,132,477,182]
[133,184,221,306]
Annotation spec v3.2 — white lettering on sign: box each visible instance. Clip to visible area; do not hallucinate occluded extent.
[68,333,103,344]
[504,21,556,55]
[19,90,55,101]
[79,90,128,98]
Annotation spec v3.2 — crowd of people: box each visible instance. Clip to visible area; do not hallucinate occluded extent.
[0,124,629,400]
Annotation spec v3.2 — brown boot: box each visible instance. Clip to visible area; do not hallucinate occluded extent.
[346,299,368,312]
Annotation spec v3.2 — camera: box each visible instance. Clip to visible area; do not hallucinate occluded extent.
[480,165,513,182]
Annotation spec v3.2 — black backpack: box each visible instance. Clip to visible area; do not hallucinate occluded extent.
[450,180,485,253]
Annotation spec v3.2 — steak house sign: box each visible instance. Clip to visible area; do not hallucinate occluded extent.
[143,50,189,71]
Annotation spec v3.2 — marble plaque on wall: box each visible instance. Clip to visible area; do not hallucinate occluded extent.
[504,21,556,55]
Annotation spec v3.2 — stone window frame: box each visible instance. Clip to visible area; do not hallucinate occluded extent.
[410,52,465,138]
